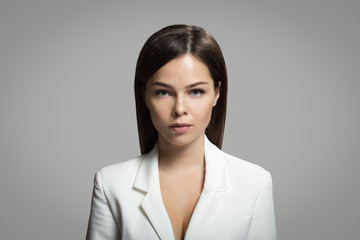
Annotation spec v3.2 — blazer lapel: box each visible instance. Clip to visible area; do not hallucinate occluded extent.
[133,144,175,240]
[132,136,230,240]
[185,136,231,240]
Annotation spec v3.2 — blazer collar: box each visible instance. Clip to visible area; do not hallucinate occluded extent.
[133,142,160,193]
[202,136,230,193]
[133,135,230,240]
[185,136,230,239]
[133,136,230,193]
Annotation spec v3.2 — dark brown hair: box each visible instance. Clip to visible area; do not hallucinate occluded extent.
[134,24,228,154]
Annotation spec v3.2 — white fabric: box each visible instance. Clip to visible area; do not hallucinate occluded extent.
[86,137,277,240]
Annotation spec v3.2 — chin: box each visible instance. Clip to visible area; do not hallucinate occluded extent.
[161,132,204,147]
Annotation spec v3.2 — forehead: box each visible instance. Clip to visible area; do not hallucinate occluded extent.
[147,55,213,86]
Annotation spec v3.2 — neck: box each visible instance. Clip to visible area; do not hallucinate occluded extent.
[158,135,205,171]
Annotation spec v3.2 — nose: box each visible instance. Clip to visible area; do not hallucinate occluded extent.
[172,95,187,116]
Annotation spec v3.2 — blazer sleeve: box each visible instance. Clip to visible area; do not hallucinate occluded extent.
[86,171,121,240]
[247,171,277,240]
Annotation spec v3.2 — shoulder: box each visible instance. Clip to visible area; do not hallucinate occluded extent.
[221,150,272,188]
[99,155,143,176]
[205,137,272,187]
[206,136,270,180]
[224,151,269,175]
[95,155,144,191]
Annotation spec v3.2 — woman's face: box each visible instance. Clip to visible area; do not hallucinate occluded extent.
[145,54,220,148]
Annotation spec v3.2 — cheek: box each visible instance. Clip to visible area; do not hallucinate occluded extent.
[204,105,215,124]
[192,99,215,125]
[147,100,169,125]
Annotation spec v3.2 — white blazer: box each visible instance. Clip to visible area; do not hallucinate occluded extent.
[86,137,277,240]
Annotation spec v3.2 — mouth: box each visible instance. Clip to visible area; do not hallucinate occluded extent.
[169,123,192,133]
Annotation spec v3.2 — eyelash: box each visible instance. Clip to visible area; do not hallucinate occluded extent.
[154,90,169,97]
[154,89,205,97]
[190,89,205,96]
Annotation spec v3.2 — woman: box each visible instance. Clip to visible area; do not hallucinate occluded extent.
[86,24,277,240]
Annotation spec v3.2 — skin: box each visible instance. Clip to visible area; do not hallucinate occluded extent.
[145,54,220,240]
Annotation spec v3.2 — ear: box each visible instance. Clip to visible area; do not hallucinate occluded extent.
[213,87,220,107]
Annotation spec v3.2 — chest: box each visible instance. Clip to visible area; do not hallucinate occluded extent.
[159,170,204,240]
[112,177,255,240]
[118,193,253,240]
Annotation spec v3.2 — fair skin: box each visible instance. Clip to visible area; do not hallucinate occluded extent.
[145,54,220,240]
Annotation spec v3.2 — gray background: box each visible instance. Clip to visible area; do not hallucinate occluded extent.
[1,0,359,239]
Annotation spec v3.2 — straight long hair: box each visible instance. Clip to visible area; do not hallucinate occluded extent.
[134,24,228,154]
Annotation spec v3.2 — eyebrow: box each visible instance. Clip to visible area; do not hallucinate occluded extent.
[152,81,209,89]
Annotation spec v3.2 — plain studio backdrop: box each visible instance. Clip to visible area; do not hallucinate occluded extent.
[1,0,359,239]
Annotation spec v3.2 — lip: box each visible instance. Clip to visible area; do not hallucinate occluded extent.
[169,123,192,127]
[169,123,192,133]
